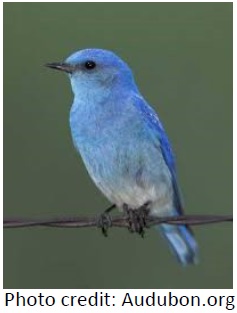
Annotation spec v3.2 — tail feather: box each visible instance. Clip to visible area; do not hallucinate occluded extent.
[158,224,199,265]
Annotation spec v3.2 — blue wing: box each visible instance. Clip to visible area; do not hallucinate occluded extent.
[132,95,199,265]
[133,95,184,214]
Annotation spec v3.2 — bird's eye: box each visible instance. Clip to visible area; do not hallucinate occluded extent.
[84,60,96,70]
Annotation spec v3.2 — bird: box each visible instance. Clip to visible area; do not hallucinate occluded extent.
[46,48,198,265]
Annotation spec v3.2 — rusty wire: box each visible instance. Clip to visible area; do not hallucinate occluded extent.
[3,214,233,229]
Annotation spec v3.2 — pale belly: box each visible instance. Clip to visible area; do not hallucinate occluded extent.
[78,141,174,216]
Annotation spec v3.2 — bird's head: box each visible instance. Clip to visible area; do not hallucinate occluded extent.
[46,49,137,95]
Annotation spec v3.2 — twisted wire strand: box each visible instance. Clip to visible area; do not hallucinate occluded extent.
[3,214,233,229]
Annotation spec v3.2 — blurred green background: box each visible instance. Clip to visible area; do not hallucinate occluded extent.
[4,3,232,288]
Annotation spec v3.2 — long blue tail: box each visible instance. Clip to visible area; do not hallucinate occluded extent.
[157,224,199,265]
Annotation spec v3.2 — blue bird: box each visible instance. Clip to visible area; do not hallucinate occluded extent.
[46,48,198,265]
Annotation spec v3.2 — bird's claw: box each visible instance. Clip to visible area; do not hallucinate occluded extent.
[97,212,112,237]
[124,203,150,237]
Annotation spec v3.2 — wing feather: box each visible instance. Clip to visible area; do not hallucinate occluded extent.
[133,95,184,214]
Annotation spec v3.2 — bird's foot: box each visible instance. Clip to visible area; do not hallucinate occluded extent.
[123,202,150,237]
[97,213,112,237]
[97,204,115,237]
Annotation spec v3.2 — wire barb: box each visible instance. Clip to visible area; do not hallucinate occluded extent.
[3,214,233,229]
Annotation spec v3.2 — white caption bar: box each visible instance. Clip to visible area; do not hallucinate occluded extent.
[1,289,235,312]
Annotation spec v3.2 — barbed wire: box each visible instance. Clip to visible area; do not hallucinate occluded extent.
[3,214,233,229]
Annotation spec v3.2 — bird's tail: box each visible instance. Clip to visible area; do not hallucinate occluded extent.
[157,223,199,266]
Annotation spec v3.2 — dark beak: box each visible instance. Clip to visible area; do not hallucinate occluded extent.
[45,62,73,74]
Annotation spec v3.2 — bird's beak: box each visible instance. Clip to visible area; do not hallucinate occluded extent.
[45,62,74,74]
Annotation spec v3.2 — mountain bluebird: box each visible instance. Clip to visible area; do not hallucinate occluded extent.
[46,48,198,265]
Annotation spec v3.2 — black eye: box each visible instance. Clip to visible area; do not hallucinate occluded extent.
[84,60,96,70]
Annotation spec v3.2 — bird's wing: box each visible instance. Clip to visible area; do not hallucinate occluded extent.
[133,94,184,215]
